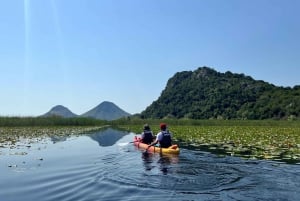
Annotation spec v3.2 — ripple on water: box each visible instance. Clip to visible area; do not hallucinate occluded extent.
[20,162,100,201]
[2,131,299,201]
[92,148,254,197]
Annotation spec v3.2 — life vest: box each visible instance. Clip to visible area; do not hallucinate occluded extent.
[159,131,172,148]
[142,130,153,144]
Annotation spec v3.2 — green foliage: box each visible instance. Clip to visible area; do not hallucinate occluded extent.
[140,67,300,120]
[0,116,107,127]
[119,120,300,162]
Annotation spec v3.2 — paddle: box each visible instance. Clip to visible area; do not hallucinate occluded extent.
[117,142,134,146]
[143,146,150,156]
[143,142,154,155]
[143,138,159,155]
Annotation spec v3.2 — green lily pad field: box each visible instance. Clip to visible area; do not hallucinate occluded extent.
[0,126,105,150]
[119,120,300,163]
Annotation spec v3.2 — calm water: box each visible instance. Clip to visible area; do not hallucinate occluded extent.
[0,128,300,201]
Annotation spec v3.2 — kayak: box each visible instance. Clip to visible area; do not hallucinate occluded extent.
[133,136,180,155]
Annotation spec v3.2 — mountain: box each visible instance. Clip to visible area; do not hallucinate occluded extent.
[42,105,78,118]
[140,67,300,120]
[81,101,131,120]
[89,128,129,147]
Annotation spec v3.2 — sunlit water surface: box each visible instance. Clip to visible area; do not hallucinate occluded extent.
[0,128,299,201]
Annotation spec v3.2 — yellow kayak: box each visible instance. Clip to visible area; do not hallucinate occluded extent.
[133,136,180,155]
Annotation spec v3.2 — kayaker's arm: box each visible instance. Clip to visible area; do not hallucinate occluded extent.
[148,139,158,148]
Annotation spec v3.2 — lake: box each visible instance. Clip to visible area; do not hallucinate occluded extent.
[0,128,300,201]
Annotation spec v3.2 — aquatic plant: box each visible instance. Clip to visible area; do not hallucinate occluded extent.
[0,126,105,149]
[119,120,300,163]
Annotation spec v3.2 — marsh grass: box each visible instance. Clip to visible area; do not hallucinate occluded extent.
[0,116,107,127]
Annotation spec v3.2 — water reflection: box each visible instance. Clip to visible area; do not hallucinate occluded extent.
[50,136,67,144]
[141,152,179,174]
[1,132,300,201]
[141,152,154,171]
[88,128,129,147]
[157,155,172,174]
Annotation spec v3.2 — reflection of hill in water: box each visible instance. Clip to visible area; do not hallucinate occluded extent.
[89,128,129,147]
[50,136,68,144]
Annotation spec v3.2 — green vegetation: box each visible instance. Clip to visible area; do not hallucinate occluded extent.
[113,117,300,127]
[140,67,300,120]
[0,116,107,127]
[0,126,106,150]
[172,125,300,162]
[1,116,300,162]
[116,118,300,163]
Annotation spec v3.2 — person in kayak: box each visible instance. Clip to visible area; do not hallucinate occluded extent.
[148,123,172,148]
[141,124,154,145]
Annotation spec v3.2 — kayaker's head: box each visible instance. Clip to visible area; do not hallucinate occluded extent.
[160,123,167,130]
[143,124,150,131]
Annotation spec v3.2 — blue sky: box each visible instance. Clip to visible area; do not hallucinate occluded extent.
[0,0,299,116]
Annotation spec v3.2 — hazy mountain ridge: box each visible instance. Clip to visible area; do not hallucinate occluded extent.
[42,101,131,120]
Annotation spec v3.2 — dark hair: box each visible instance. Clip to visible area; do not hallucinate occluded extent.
[143,124,150,131]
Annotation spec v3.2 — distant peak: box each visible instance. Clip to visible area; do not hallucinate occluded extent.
[41,105,77,118]
[100,101,114,105]
[97,101,116,108]
[194,67,217,78]
[52,105,68,109]
[81,101,131,120]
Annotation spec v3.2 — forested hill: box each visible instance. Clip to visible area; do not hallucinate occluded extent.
[140,67,300,120]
